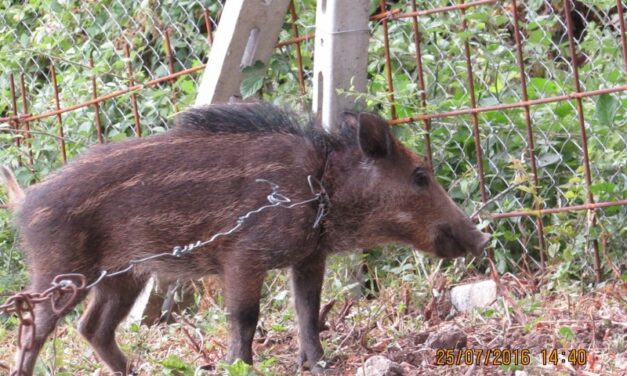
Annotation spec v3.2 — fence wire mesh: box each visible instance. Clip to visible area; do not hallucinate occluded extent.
[0,0,626,284]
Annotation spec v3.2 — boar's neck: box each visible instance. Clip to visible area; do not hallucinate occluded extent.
[316,146,376,254]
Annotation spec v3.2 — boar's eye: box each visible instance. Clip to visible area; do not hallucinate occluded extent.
[412,167,429,187]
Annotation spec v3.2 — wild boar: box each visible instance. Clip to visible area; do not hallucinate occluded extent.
[1,103,489,375]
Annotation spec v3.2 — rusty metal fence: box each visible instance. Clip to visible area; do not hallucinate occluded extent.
[1,0,626,284]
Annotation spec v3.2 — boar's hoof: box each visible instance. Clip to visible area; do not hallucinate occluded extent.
[299,350,325,374]
[300,364,325,375]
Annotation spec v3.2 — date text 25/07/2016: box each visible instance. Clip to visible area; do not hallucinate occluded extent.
[435,348,588,366]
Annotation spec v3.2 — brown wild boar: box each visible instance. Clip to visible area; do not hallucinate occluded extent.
[1,103,489,375]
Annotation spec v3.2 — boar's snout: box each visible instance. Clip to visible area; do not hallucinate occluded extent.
[473,231,491,255]
[434,223,491,258]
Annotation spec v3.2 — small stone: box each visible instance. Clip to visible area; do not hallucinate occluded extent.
[514,371,528,376]
[412,332,430,345]
[399,362,418,373]
[355,355,405,376]
[425,325,467,349]
[450,280,497,312]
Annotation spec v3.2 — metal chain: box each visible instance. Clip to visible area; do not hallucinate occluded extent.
[0,273,87,376]
[0,176,328,376]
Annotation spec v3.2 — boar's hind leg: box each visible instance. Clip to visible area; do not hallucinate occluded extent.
[291,251,326,373]
[224,268,266,365]
[77,275,146,375]
[16,275,88,376]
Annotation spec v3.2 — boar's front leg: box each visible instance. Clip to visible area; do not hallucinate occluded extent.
[77,275,147,375]
[291,251,326,373]
[223,266,266,364]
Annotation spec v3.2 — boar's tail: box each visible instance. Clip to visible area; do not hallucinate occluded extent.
[0,166,25,210]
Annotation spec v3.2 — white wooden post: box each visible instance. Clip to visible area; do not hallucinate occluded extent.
[312,0,371,131]
[195,0,292,105]
[312,0,371,299]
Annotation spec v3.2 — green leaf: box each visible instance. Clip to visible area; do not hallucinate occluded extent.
[464,12,489,22]
[547,243,560,258]
[590,182,615,195]
[554,102,573,119]
[240,60,266,99]
[456,30,472,42]
[161,354,191,371]
[596,94,619,126]
[129,322,140,333]
[516,185,535,194]
[178,78,196,95]
[588,0,619,11]
[272,323,286,332]
[528,30,549,45]
[528,78,559,98]
[220,359,256,376]
[493,15,509,26]
[558,326,575,341]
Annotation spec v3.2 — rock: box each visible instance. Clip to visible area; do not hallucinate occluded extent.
[425,326,467,349]
[616,351,627,371]
[412,332,430,345]
[450,280,497,312]
[355,355,405,376]
[399,362,418,374]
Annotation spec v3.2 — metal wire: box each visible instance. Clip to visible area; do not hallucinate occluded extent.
[84,177,326,289]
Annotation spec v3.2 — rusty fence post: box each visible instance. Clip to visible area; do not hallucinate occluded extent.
[124,44,142,137]
[203,8,214,47]
[458,0,492,268]
[50,64,67,163]
[510,0,546,269]
[288,0,306,97]
[163,28,179,111]
[562,0,601,282]
[378,0,397,120]
[8,74,22,167]
[89,56,105,144]
[410,0,433,171]
[616,0,627,72]
[19,74,34,166]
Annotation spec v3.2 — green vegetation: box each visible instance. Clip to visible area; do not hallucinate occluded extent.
[0,0,625,374]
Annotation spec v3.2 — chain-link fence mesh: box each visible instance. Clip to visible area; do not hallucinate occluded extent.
[1,0,626,283]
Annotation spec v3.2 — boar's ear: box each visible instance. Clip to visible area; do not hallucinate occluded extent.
[340,112,359,130]
[358,113,391,159]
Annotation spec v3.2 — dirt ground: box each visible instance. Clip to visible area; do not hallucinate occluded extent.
[0,275,625,375]
[290,276,626,376]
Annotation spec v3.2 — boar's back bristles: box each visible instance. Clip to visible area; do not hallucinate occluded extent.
[174,102,309,136]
